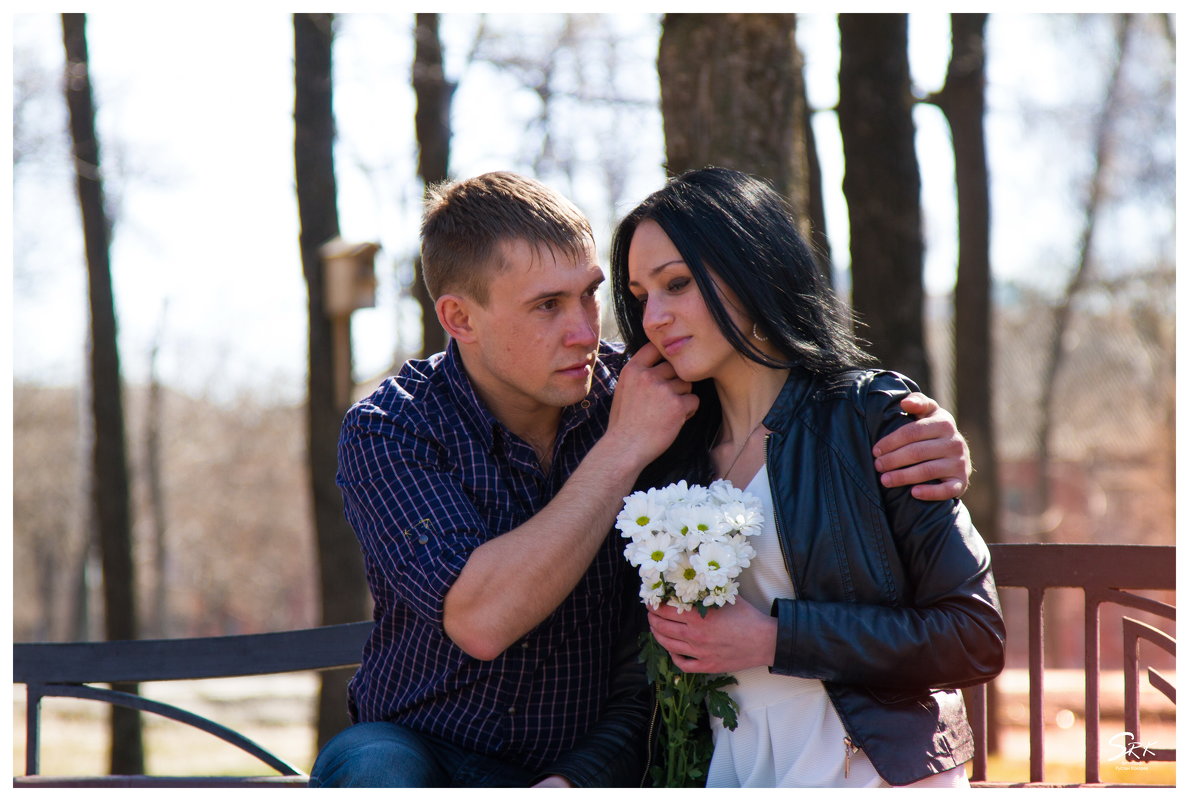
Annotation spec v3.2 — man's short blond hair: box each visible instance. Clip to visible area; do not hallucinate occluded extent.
[420,172,594,305]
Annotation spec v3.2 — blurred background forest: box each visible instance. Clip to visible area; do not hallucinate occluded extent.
[9,10,1176,775]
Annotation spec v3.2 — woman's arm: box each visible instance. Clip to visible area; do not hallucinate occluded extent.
[769,373,1004,690]
[769,502,1005,690]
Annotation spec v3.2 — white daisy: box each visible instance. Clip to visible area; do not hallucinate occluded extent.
[625,531,682,573]
[719,500,764,538]
[703,579,741,607]
[668,503,725,551]
[690,541,739,588]
[615,489,671,539]
[665,554,707,605]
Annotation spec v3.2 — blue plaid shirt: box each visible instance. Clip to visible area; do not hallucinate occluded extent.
[337,340,633,771]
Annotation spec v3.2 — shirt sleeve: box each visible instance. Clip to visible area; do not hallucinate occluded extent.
[337,398,489,626]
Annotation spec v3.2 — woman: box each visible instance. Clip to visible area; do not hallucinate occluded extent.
[610,168,1005,787]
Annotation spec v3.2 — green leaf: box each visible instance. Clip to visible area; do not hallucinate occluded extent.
[705,674,738,691]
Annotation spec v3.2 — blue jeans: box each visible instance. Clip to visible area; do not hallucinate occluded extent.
[308,721,539,788]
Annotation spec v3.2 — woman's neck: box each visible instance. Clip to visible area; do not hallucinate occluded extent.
[713,357,790,445]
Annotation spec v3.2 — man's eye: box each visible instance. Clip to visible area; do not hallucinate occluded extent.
[538,299,558,311]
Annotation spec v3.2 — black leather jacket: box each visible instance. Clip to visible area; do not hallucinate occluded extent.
[762,368,1005,785]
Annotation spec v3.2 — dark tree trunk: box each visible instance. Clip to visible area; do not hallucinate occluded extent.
[657,14,820,251]
[932,13,999,543]
[293,12,369,751]
[412,12,452,358]
[659,13,797,191]
[61,12,143,775]
[837,14,931,390]
[930,12,1002,754]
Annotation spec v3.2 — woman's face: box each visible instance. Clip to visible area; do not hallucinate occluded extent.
[625,219,747,383]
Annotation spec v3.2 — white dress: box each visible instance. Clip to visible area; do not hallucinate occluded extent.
[705,466,969,788]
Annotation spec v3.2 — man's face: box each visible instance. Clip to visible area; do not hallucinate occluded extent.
[459,237,604,429]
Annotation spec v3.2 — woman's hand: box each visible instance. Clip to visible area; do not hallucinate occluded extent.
[873,392,971,501]
[647,598,777,674]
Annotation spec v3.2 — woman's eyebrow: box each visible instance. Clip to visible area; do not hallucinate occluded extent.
[629,259,686,286]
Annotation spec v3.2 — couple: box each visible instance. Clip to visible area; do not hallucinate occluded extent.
[310,169,1005,788]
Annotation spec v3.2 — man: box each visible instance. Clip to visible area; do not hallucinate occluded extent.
[309,172,971,788]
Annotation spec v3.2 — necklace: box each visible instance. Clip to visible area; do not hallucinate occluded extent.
[717,420,766,483]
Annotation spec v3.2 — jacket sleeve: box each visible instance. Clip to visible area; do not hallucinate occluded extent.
[770,371,1006,693]
[533,587,651,788]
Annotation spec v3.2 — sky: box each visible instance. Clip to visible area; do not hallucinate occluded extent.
[11,11,662,403]
[8,10,1178,407]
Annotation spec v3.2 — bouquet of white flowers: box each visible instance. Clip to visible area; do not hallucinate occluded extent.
[615,478,764,787]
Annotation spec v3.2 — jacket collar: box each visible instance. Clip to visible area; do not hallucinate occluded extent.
[762,367,816,433]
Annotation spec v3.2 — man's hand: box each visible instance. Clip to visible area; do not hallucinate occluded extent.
[872,392,971,501]
[603,343,699,467]
[531,775,574,788]
[443,344,697,661]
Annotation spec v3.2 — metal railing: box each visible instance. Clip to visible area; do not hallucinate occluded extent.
[967,543,1176,786]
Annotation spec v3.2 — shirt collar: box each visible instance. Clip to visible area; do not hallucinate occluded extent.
[441,340,501,451]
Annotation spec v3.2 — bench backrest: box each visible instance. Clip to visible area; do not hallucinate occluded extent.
[14,621,373,784]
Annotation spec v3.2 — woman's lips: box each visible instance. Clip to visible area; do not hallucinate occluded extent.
[661,336,690,357]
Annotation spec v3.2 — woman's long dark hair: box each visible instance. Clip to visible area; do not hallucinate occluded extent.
[610,167,874,488]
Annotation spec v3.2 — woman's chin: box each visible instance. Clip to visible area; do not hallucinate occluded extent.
[670,361,708,384]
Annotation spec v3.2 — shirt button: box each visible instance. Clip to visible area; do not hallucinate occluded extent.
[417,535,429,545]
[521,641,529,648]
[507,706,516,715]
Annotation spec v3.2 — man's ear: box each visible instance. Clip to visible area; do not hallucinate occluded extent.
[436,294,478,343]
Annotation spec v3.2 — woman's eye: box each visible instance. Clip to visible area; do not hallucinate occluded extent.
[668,278,689,292]
[634,295,648,307]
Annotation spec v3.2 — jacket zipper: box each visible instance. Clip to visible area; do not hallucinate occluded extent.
[844,736,860,778]
[640,696,658,787]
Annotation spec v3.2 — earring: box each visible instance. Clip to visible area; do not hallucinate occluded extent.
[752,323,769,342]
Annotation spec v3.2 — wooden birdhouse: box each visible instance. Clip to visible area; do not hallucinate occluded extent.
[320,238,380,317]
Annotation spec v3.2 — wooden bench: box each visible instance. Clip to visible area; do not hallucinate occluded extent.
[12,544,1176,787]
